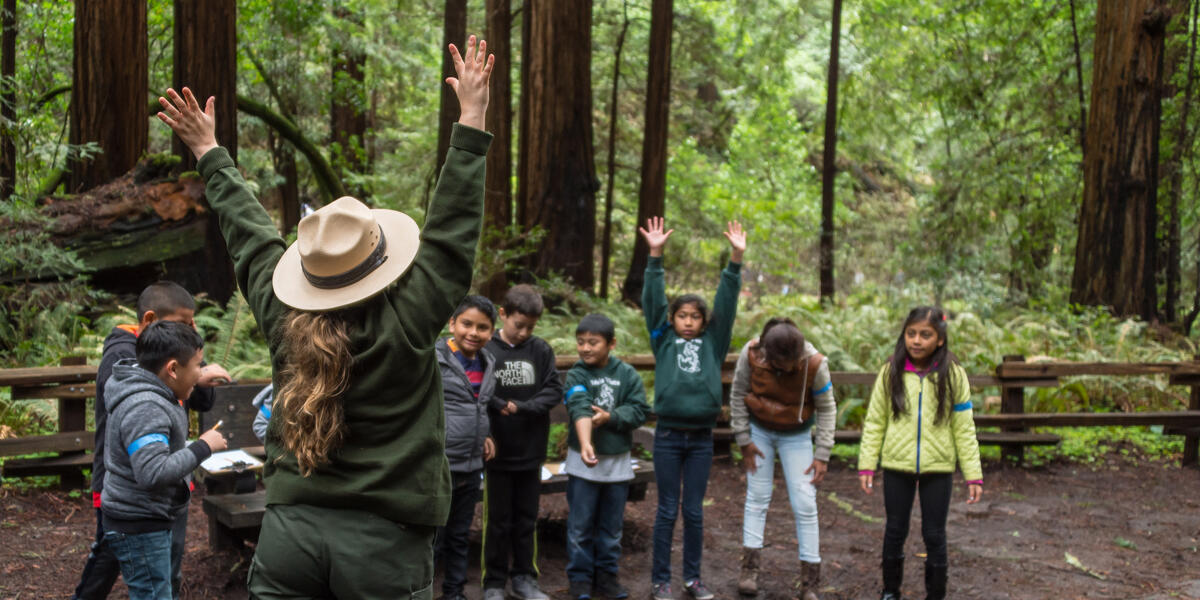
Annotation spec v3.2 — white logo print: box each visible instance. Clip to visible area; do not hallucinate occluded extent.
[676,338,702,373]
[495,361,536,386]
[590,376,621,410]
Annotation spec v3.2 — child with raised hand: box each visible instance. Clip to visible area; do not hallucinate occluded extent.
[564,313,650,600]
[857,306,983,600]
[640,216,745,600]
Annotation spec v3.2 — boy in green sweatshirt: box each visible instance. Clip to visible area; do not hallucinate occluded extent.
[564,314,650,600]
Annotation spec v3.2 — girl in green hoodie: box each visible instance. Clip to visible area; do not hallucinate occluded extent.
[857,307,983,600]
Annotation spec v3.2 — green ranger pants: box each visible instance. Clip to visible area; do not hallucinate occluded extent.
[248,503,435,599]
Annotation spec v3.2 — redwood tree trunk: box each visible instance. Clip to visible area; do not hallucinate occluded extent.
[481,0,513,299]
[436,0,468,176]
[819,0,842,303]
[1,0,15,200]
[173,0,237,304]
[518,0,597,290]
[1070,0,1171,320]
[331,6,367,197]
[70,0,148,193]
[622,0,672,304]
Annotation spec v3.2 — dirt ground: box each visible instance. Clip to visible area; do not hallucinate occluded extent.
[3,452,1199,600]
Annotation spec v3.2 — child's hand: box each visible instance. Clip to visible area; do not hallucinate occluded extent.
[483,436,496,461]
[197,364,232,388]
[157,87,219,161]
[740,442,765,474]
[805,459,828,485]
[590,405,611,427]
[581,442,598,467]
[966,483,983,504]
[638,216,674,258]
[501,401,518,416]
[199,429,228,453]
[859,473,874,495]
[446,35,494,130]
[723,220,746,263]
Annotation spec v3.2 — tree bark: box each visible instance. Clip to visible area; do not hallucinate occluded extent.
[518,0,597,291]
[622,0,672,304]
[1,0,15,200]
[819,0,842,303]
[436,0,468,176]
[70,0,148,193]
[600,2,630,300]
[331,6,367,198]
[480,0,513,300]
[1070,0,1171,320]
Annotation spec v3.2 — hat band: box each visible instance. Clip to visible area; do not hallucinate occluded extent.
[301,227,390,290]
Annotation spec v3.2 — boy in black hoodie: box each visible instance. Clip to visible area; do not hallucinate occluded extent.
[101,320,228,600]
[482,285,563,600]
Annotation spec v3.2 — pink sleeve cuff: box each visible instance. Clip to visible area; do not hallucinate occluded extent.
[966,480,983,486]
[858,470,875,477]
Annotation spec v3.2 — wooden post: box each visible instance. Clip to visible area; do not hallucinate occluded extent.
[999,355,1026,466]
[1185,354,1200,467]
[58,356,88,489]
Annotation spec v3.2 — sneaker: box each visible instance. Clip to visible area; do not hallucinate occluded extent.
[483,588,506,600]
[594,571,629,599]
[684,580,714,600]
[511,575,550,600]
[651,582,673,600]
[569,579,593,600]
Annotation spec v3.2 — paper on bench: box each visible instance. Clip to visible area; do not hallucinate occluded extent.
[199,449,264,474]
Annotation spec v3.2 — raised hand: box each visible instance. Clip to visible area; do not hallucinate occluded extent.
[156,87,218,161]
[638,216,674,258]
[724,220,746,263]
[446,35,494,131]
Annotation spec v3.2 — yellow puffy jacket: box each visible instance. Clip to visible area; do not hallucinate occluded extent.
[857,362,983,482]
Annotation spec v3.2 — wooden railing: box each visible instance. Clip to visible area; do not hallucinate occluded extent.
[0,357,97,488]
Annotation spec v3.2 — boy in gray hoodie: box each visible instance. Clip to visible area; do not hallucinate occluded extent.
[101,320,227,600]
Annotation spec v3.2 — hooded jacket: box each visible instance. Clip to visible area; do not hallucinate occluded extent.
[485,333,563,471]
[730,339,837,461]
[437,337,500,473]
[100,359,213,531]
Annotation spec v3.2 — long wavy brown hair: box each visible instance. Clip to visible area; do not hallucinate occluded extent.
[275,310,352,476]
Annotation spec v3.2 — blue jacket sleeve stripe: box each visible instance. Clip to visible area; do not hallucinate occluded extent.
[952,401,972,412]
[259,405,272,419]
[566,385,587,401]
[813,381,833,396]
[126,433,169,455]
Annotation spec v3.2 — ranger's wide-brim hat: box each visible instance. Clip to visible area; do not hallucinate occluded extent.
[272,196,420,311]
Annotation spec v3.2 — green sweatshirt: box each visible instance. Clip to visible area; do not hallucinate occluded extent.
[565,358,649,456]
[196,123,491,527]
[642,255,741,428]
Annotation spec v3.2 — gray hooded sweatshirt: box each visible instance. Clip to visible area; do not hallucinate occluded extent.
[100,359,213,532]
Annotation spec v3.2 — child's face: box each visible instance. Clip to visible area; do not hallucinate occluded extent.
[576,332,615,367]
[165,348,204,401]
[904,320,944,365]
[499,308,539,347]
[449,307,495,358]
[671,303,705,340]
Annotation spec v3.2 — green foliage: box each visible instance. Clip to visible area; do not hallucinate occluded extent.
[546,422,568,462]
[193,293,272,381]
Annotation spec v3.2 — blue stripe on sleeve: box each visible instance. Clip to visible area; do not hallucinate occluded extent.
[649,324,670,340]
[126,433,168,455]
[259,405,271,419]
[813,381,833,396]
[567,385,587,399]
[952,401,972,412]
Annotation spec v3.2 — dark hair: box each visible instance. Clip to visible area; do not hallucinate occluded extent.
[576,313,616,342]
[759,317,804,365]
[136,320,204,375]
[669,294,709,325]
[502,284,544,317]
[887,306,955,425]
[452,295,497,325]
[137,281,196,321]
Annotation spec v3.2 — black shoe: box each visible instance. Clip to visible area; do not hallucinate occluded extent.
[569,579,593,600]
[594,571,629,600]
[924,563,947,600]
[881,556,904,599]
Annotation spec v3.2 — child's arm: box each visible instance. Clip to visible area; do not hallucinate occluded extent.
[120,404,226,489]
[564,369,598,465]
[857,363,892,494]
[512,341,564,415]
[729,342,763,473]
[251,385,273,444]
[604,367,650,433]
[949,365,983,502]
[639,217,674,351]
[810,356,837,463]
[706,221,745,358]
[574,415,597,466]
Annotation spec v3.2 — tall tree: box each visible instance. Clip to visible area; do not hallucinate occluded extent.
[622,0,673,304]
[518,0,597,290]
[436,0,468,176]
[600,1,630,300]
[481,0,513,299]
[1165,0,1196,323]
[1070,0,1172,320]
[331,6,367,197]
[174,0,237,304]
[0,0,15,200]
[70,0,148,193]
[819,0,843,303]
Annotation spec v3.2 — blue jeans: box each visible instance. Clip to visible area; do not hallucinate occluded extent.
[566,475,629,583]
[105,529,173,600]
[742,422,821,562]
[651,427,713,584]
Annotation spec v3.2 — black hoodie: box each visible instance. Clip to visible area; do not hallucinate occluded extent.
[485,333,563,471]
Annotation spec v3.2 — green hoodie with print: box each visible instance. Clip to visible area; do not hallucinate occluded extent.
[565,357,649,456]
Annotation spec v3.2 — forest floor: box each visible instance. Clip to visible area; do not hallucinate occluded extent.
[2,451,1198,600]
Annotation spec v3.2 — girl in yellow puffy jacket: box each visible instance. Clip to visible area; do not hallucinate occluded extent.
[857,306,982,600]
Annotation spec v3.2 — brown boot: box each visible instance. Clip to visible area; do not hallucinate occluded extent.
[737,547,760,596]
[799,561,821,600]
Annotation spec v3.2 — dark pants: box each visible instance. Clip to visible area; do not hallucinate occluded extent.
[566,476,629,584]
[248,503,435,599]
[651,427,713,584]
[882,470,952,566]
[73,508,122,600]
[437,469,484,596]
[106,529,173,600]
[483,467,541,588]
